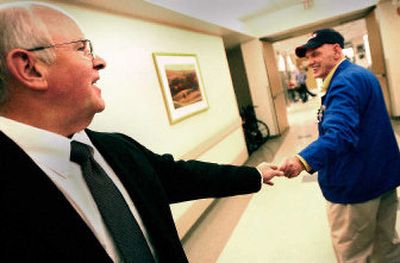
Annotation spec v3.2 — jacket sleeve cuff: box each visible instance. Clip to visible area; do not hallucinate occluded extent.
[295,154,312,173]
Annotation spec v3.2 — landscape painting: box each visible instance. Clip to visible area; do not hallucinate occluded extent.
[153,53,208,124]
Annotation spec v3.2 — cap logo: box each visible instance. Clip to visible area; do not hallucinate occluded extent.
[308,33,317,40]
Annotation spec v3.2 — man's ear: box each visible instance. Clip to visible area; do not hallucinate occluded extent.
[333,44,343,59]
[6,49,48,90]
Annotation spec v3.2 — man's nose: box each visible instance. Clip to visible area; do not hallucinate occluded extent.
[93,54,106,70]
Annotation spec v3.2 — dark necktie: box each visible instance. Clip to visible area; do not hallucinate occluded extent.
[70,140,155,263]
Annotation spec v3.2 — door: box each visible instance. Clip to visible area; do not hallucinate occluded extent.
[365,9,392,116]
[262,41,289,134]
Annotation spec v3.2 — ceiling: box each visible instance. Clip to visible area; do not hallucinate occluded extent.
[274,18,368,55]
[61,0,377,49]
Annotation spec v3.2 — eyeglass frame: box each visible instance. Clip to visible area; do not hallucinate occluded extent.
[26,39,94,57]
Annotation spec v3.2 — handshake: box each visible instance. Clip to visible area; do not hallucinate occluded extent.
[257,156,307,186]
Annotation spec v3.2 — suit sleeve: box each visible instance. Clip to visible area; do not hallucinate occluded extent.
[117,134,262,203]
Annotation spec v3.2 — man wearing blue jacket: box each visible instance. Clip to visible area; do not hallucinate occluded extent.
[280,28,400,262]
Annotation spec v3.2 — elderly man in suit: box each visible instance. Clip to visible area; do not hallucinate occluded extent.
[0,2,283,262]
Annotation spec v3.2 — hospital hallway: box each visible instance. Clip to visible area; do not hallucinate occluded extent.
[186,93,400,263]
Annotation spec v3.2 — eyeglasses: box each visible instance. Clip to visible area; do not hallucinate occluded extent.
[26,39,94,57]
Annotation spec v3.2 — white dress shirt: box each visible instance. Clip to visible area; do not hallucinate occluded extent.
[0,117,157,262]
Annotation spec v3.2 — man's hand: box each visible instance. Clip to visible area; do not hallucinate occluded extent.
[256,162,284,186]
[279,156,305,178]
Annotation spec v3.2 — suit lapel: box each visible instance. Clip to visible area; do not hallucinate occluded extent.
[86,130,188,262]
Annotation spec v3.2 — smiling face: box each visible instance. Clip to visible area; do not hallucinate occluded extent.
[305,43,343,79]
[37,7,107,125]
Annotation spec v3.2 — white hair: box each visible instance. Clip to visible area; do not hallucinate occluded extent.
[0,1,72,104]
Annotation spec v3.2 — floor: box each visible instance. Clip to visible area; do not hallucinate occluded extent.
[216,94,400,263]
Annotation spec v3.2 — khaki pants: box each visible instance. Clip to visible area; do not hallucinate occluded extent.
[327,189,400,263]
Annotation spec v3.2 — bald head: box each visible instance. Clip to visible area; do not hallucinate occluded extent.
[0,2,82,103]
[31,3,83,43]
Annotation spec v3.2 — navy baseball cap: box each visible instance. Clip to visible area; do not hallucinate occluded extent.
[295,28,344,58]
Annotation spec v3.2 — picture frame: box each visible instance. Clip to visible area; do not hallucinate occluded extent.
[153,53,208,124]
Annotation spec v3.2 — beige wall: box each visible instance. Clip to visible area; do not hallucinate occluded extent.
[376,0,400,116]
[60,2,250,223]
[61,5,247,158]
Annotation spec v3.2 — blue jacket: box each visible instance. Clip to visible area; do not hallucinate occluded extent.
[299,60,400,203]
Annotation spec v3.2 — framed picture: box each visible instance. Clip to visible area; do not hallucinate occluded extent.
[153,53,208,124]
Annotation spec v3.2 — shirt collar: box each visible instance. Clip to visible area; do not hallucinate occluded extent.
[321,58,346,94]
[0,117,92,177]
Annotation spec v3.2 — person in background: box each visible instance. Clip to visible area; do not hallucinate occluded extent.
[295,66,316,103]
[0,2,283,262]
[280,28,400,262]
[287,73,299,103]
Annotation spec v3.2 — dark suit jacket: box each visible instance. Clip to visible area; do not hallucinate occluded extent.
[0,129,261,262]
